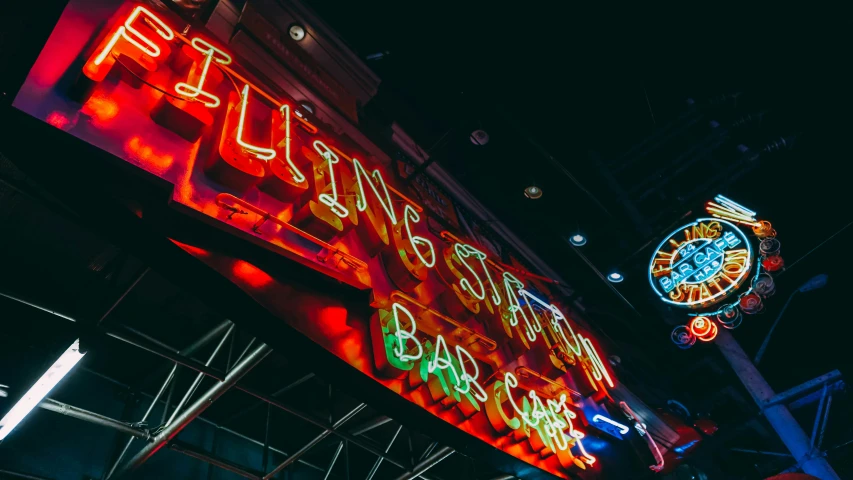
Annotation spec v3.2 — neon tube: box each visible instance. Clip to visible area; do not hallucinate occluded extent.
[236,84,276,161]
[388,291,498,351]
[403,205,436,268]
[277,104,307,183]
[93,6,174,66]
[174,38,232,108]
[214,193,367,270]
[592,414,630,435]
[313,140,349,218]
[0,339,85,441]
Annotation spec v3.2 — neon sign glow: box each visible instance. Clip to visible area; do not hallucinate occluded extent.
[13,2,641,476]
[648,196,785,348]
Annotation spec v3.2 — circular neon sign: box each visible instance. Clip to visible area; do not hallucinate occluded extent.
[648,218,753,309]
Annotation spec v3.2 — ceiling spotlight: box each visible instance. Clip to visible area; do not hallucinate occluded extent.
[569,234,587,246]
[289,24,306,42]
[470,129,489,146]
[524,185,543,199]
[607,272,624,283]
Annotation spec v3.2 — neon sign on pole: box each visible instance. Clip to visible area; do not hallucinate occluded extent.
[648,196,785,348]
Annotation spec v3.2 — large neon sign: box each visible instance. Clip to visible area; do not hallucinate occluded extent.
[649,196,785,348]
[11,2,650,477]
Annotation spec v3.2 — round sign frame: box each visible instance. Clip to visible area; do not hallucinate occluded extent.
[648,218,754,309]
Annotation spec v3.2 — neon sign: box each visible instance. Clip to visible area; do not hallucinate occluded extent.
[648,196,785,348]
[13,2,642,476]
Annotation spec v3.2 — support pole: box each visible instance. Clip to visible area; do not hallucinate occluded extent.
[715,330,840,479]
[112,343,272,478]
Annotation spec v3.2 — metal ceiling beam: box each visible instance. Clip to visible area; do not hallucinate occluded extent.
[3,291,441,480]
[111,343,272,478]
[170,440,263,480]
[38,398,150,440]
[263,404,365,479]
[393,446,454,480]
[104,320,233,479]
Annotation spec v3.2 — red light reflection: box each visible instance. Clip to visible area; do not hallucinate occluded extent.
[46,111,72,130]
[125,136,174,174]
[81,94,119,125]
[232,260,273,288]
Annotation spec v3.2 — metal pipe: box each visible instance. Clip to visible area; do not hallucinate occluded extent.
[811,384,829,447]
[350,416,392,436]
[222,373,315,425]
[170,440,262,480]
[38,398,150,440]
[113,343,272,478]
[166,325,235,426]
[818,394,833,450]
[715,329,840,479]
[323,442,344,480]
[263,404,365,479]
[0,469,53,480]
[0,291,78,322]
[730,447,792,457]
[98,267,149,326]
[754,290,798,364]
[76,361,328,476]
[393,446,454,480]
[366,425,403,480]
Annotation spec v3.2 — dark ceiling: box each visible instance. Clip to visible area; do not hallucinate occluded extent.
[301,0,853,476]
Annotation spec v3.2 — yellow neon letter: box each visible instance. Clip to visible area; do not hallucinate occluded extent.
[313,140,349,218]
[93,6,174,67]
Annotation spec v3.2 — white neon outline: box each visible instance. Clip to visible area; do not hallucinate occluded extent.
[503,273,538,342]
[454,244,501,305]
[93,6,174,66]
[313,140,349,218]
[592,414,630,435]
[235,84,276,161]
[716,194,757,217]
[276,105,307,184]
[453,345,488,402]
[352,158,397,224]
[427,335,460,386]
[580,335,615,388]
[174,38,232,108]
[390,303,422,363]
[502,372,595,456]
[648,218,753,308]
[403,205,435,268]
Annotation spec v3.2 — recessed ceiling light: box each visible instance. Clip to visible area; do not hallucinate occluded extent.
[289,24,306,42]
[524,185,542,199]
[470,129,489,146]
[607,272,624,283]
[569,234,587,246]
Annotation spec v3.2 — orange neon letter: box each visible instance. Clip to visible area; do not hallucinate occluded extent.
[276,104,307,184]
[174,38,232,108]
[235,84,276,161]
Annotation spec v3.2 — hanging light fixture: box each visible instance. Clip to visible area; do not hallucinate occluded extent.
[524,185,543,199]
